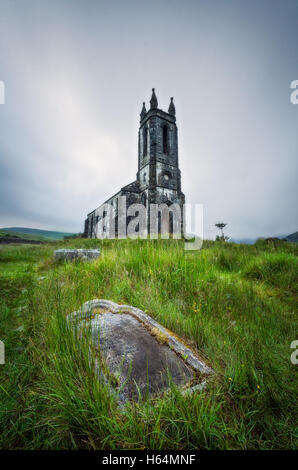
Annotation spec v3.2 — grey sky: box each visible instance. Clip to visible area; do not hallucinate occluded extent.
[0,0,297,239]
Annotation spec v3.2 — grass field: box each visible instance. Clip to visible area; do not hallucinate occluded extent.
[0,237,297,449]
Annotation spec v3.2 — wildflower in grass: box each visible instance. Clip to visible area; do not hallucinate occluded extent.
[228,377,233,381]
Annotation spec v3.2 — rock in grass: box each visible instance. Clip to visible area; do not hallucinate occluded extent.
[68,299,213,403]
[54,249,100,262]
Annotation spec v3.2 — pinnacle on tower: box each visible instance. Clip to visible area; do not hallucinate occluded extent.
[150,88,158,109]
[140,102,147,119]
[168,97,176,116]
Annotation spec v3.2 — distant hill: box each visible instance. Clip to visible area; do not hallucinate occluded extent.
[284,231,298,243]
[229,237,256,245]
[228,232,298,245]
[0,227,76,241]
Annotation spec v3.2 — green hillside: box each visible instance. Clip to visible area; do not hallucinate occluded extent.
[0,227,76,240]
[0,229,49,241]
[284,231,298,243]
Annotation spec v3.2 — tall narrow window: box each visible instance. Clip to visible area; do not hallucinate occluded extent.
[163,125,168,154]
[143,126,148,157]
[141,192,147,208]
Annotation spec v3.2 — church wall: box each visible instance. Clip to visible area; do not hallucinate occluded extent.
[156,161,180,191]
[139,166,150,190]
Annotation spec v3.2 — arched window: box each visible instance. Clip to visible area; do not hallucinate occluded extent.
[143,126,148,157]
[141,192,147,208]
[162,124,168,154]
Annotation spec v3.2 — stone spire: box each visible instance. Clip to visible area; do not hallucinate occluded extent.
[140,102,147,119]
[168,97,176,116]
[150,88,158,109]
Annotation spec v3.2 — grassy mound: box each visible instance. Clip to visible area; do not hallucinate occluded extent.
[243,252,298,289]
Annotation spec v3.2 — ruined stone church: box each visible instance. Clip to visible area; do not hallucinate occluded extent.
[83,89,185,238]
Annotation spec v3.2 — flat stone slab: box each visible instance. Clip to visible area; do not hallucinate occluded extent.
[54,249,100,262]
[68,300,213,403]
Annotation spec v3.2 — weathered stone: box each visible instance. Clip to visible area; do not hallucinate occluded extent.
[68,300,213,403]
[54,249,100,262]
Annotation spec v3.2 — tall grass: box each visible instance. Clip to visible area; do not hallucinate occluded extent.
[0,238,297,449]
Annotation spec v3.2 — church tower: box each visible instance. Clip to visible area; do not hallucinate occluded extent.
[137,88,185,217]
[83,88,185,238]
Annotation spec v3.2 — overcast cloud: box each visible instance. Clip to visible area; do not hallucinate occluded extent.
[0,0,297,239]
